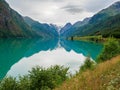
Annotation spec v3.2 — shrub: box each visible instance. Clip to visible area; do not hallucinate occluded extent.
[29,65,69,90]
[97,38,120,62]
[79,57,95,72]
[18,75,31,90]
[0,65,69,90]
[0,76,19,90]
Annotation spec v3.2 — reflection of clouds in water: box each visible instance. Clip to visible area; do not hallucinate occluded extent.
[7,48,86,77]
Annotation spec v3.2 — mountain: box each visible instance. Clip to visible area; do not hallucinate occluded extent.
[60,23,72,33]
[0,0,40,38]
[78,14,120,38]
[24,17,59,38]
[73,18,90,27]
[60,18,90,38]
[0,0,58,38]
[60,1,120,38]
[89,1,120,24]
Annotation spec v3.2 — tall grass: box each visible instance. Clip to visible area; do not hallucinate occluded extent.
[55,55,120,90]
[55,38,120,90]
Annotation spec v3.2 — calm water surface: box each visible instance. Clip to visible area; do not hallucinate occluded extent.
[0,38,103,79]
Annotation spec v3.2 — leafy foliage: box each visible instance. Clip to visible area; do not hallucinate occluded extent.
[0,77,19,90]
[97,38,120,62]
[0,65,69,90]
[80,57,95,72]
[28,65,69,90]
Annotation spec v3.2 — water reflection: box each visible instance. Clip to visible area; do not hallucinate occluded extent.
[7,48,86,77]
[0,38,58,79]
[60,40,103,60]
[0,38,103,79]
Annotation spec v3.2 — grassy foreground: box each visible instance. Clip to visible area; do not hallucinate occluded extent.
[55,55,120,90]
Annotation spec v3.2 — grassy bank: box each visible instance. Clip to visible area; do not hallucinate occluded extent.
[68,36,106,42]
[55,38,120,90]
[55,55,120,90]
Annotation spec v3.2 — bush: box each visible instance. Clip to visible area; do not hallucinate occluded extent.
[79,57,95,72]
[18,75,31,90]
[0,65,69,90]
[97,38,120,62]
[29,65,69,90]
[0,76,19,90]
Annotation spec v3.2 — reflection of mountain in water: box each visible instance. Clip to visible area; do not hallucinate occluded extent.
[60,39,103,60]
[0,38,58,79]
[0,38,102,79]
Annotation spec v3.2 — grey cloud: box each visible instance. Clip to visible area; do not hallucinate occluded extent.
[83,0,119,13]
[34,0,64,2]
[61,5,84,14]
[6,0,118,25]
[54,0,63,1]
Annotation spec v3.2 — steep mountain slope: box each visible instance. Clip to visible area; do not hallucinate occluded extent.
[73,18,90,27]
[73,14,120,38]
[60,23,72,37]
[0,0,38,38]
[60,18,90,38]
[61,1,120,38]
[24,17,59,38]
[89,1,120,24]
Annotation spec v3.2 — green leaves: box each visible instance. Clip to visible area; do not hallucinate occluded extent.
[0,65,69,90]
[97,38,120,62]
[79,57,95,72]
[29,65,69,90]
[0,76,19,90]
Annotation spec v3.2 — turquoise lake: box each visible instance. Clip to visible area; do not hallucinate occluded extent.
[0,38,103,79]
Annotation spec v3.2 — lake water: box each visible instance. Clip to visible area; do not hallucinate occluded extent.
[0,38,103,79]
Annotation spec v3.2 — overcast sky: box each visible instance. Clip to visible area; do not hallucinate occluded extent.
[6,0,118,26]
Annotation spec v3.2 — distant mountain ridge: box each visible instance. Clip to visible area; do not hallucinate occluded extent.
[0,0,58,38]
[1,0,120,39]
[89,1,120,24]
[60,17,90,38]
[24,17,59,38]
[60,1,120,38]
[60,23,72,35]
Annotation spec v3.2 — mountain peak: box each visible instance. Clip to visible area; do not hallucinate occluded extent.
[65,23,72,27]
[113,1,120,5]
[73,17,90,26]
[111,1,120,9]
[60,23,72,34]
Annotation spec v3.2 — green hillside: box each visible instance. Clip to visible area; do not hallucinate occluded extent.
[75,14,120,38]
[0,0,45,38]
[60,1,120,39]
[55,55,120,90]
[24,17,59,39]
